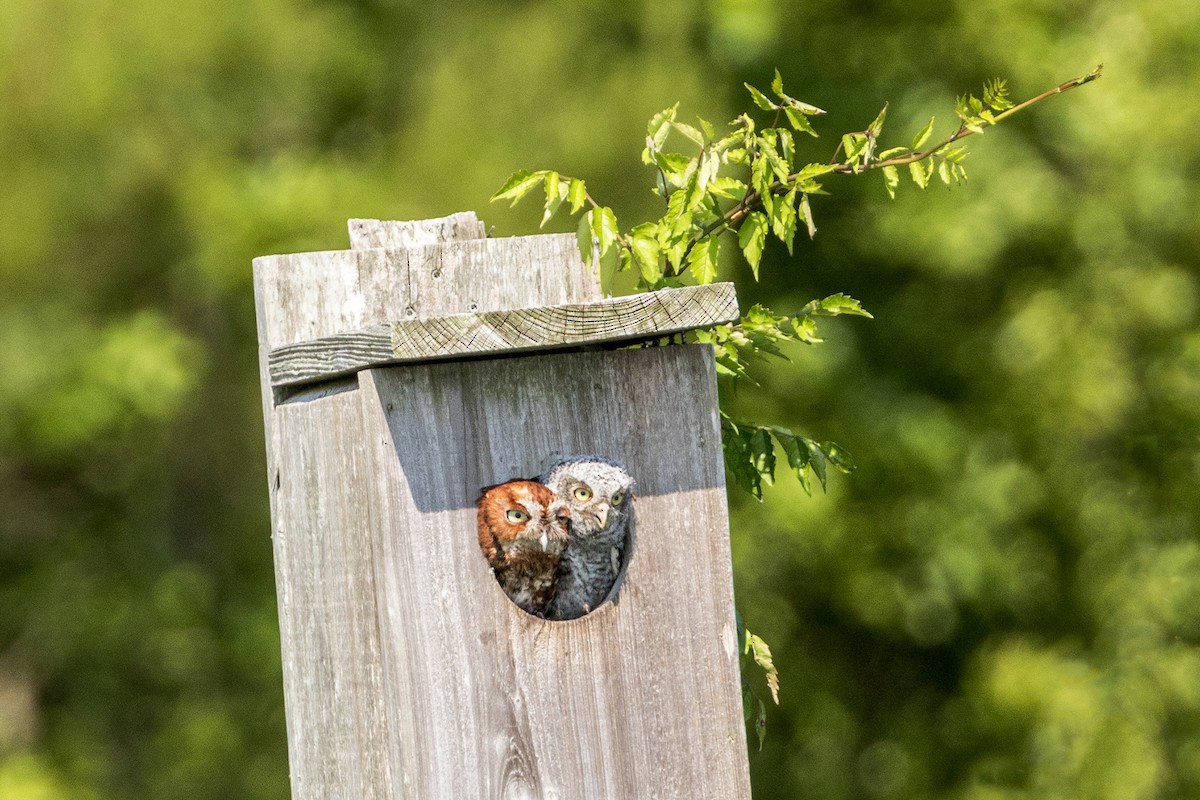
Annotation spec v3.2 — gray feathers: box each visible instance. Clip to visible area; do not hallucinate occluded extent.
[539,455,635,620]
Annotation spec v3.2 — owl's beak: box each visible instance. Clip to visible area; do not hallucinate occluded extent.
[593,502,610,528]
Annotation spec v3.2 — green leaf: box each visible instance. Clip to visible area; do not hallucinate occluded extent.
[792,162,836,194]
[984,78,1012,110]
[722,418,763,500]
[792,315,820,345]
[867,103,888,138]
[745,632,780,704]
[708,177,747,200]
[687,236,719,285]
[753,696,767,751]
[567,178,587,213]
[672,121,705,147]
[598,239,620,277]
[540,171,565,227]
[799,193,816,239]
[770,68,784,97]
[745,82,778,111]
[822,442,856,473]
[775,431,811,494]
[630,223,662,285]
[576,210,594,267]
[938,159,952,185]
[777,127,795,167]
[943,145,968,162]
[784,106,818,137]
[654,152,694,188]
[646,103,678,147]
[663,230,689,273]
[617,247,632,275]
[757,136,790,182]
[738,211,768,279]
[909,160,930,189]
[698,150,721,192]
[883,164,900,199]
[842,133,868,166]
[491,170,546,205]
[811,293,873,318]
[592,206,619,257]
[750,428,775,485]
[770,189,797,253]
[912,116,935,150]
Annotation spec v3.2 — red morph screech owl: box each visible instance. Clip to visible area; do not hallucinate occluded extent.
[476,480,570,617]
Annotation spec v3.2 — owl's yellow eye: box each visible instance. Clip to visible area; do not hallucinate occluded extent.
[505,509,529,523]
[573,486,592,502]
[611,493,625,506]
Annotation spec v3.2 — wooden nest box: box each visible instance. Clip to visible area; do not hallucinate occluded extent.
[253,213,751,799]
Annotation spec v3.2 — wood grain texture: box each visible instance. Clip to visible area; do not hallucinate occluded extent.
[266,283,740,387]
[357,345,748,799]
[254,215,493,799]
[269,389,394,799]
[348,213,487,250]
[253,217,750,799]
[253,232,601,351]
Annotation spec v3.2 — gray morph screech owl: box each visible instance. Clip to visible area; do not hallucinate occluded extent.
[539,456,635,620]
[476,480,571,616]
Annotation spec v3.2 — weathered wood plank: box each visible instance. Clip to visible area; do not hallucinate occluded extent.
[254,214,489,800]
[357,345,748,799]
[253,233,601,350]
[348,212,487,250]
[266,283,740,387]
[269,389,394,800]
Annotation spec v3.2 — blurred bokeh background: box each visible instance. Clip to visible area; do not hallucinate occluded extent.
[2,0,1197,797]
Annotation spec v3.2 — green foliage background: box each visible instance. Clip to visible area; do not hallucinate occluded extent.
[1,0,1197,798]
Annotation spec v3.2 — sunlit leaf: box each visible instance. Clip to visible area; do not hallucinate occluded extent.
[739,211,768,279]
[842,133,868,165]
[910,160,930,189]
[912,116,935,150]
[687,235,719,285]
[491,170,546,205]
[567,178,588,213]
[646,103,678,147]
[770,68,785,97]
[672,121,705,146]
[799,193,816,239]
[770,189,797,253]
[745,632,780,704]
[576,210,594,267]
[883,164,900,199]
[592,206,619,256]
[809,293,873,318]
[745,82,778,111]
[630,223,662,285]
[785,106,818,137]
[867,103,888,138]
[540,171,565,227]
[709,177,747,200]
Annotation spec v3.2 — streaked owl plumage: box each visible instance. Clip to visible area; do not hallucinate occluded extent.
[476,480,570,616]
[539,456,635,620]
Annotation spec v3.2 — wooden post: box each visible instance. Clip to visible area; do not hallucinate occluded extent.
[253,214,751,799]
